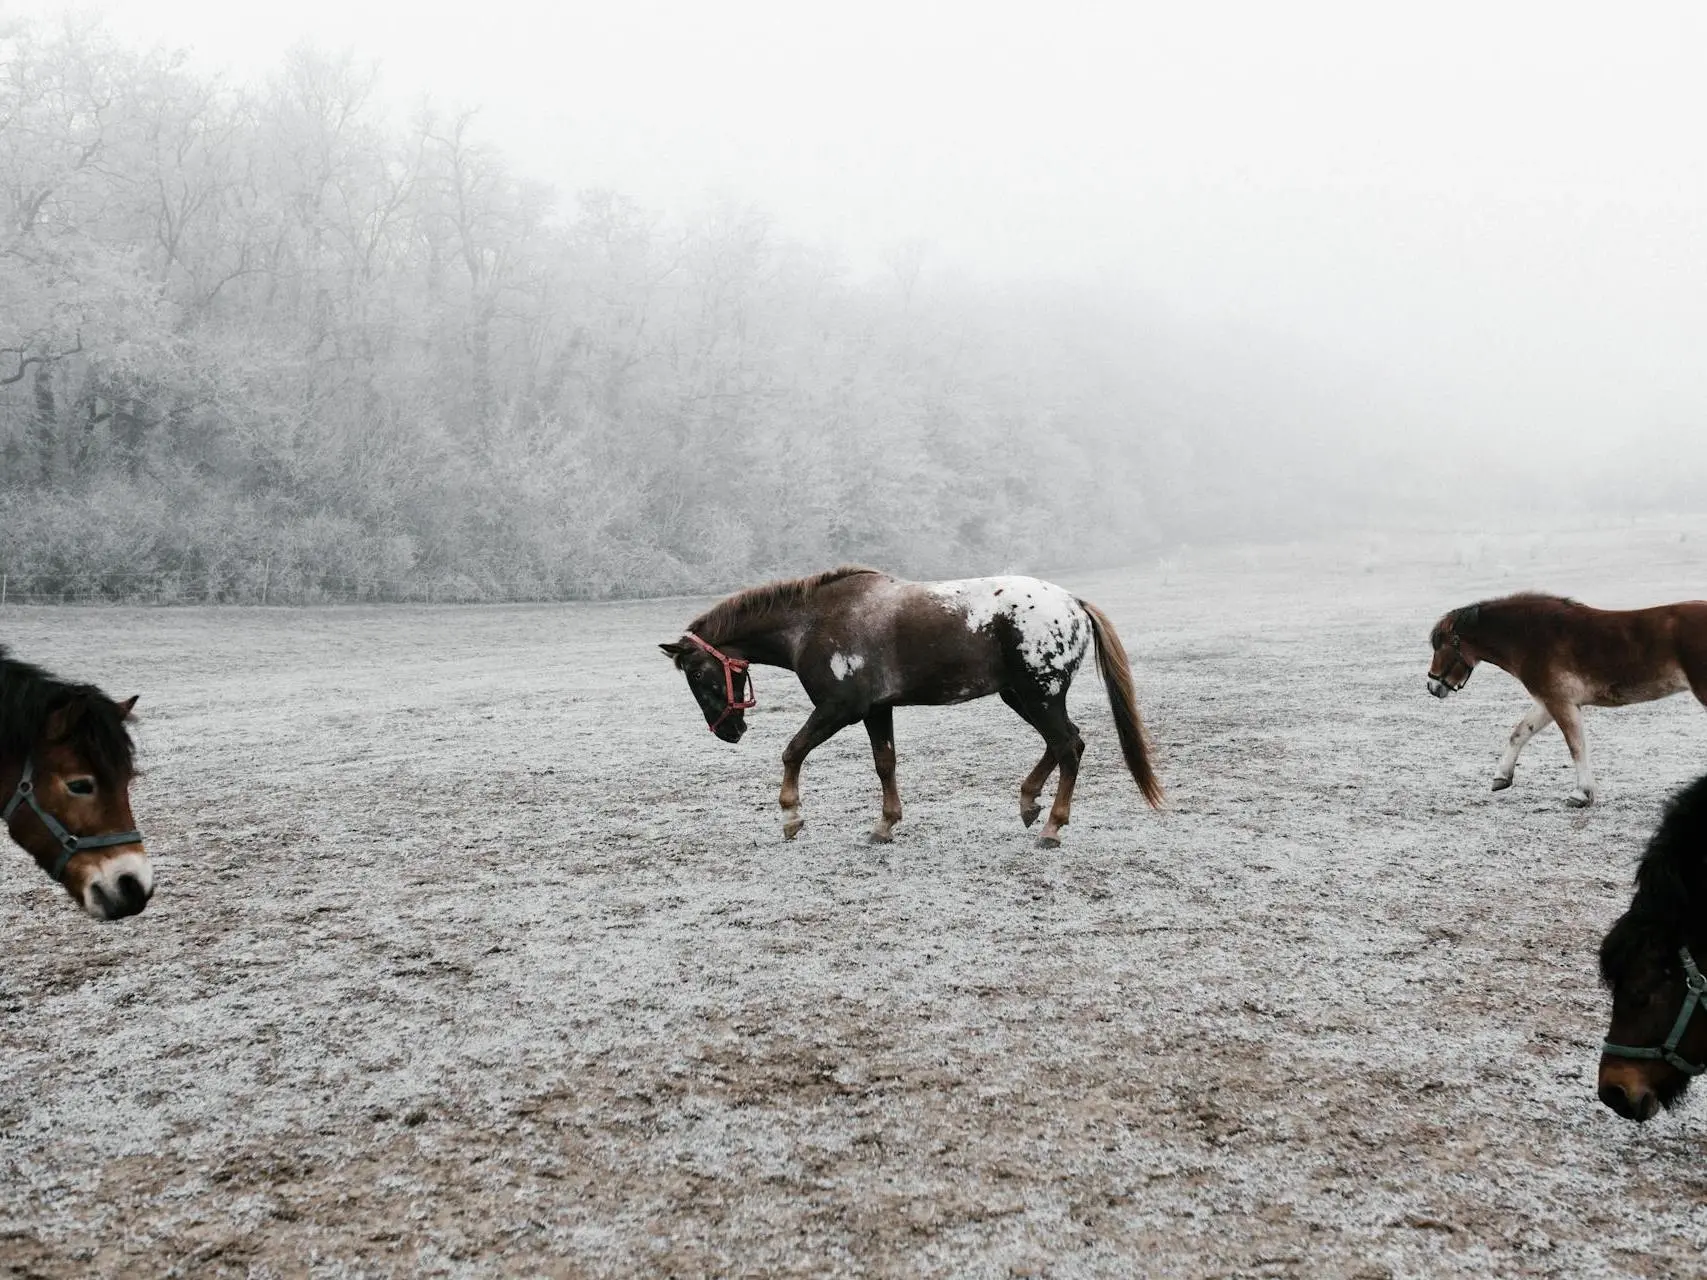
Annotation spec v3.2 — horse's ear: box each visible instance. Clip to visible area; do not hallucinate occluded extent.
[659,641,684,660]
[43,703,77,740]
[117,695,138,719]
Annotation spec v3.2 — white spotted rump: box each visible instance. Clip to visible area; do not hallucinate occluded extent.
[926,576,1091,691]
[829,651,865,680]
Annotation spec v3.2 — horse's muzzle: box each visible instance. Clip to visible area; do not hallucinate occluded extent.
[79,850,153,920]
[1426,677,1452,699]
[1598,1080,1660,1122]
[713,719,746,744]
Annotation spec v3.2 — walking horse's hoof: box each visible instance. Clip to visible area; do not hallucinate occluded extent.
[1036,833,1061,849]
[783,818,805,840]
[1490,776,1512,792]
[1566,792,1593,809]
[1020,803,1042,829]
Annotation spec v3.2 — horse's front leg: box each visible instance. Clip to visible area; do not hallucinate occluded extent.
[1547,700,1595,806]
[778,705,857,840]
[863,706,902,843]
[1492,701,1554,791]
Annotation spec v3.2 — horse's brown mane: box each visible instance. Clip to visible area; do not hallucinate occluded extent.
[690,566,882,641]
[0,646,135,784]
[1446,592,1583,644]
[1488,591,1581,609]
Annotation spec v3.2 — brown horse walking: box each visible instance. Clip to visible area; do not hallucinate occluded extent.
[1597,771,1707,1121]
[1427,593,1707,806]
[662,567,1162,846]
[1,646,150,919]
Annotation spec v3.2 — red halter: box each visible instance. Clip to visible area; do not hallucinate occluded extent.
[684,632,756,732]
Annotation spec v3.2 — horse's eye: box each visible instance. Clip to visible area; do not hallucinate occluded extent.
[66,778,96,797]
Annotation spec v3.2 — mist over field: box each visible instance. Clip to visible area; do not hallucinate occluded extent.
[4,3,1706,604]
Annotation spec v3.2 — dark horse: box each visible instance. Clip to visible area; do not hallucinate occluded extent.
[1427,593,1707,807]
[1,646,150,919]
[661,567,1162,847]
[1597,772,1707,1121]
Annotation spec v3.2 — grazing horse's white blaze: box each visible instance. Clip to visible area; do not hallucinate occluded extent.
[1493,701,1554,789]
[78,848,151,919]
[926,577,1091,688]
[829,651,864,680]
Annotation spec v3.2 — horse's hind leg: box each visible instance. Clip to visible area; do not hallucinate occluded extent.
[1546,699,1596,807]
[1493,700,1554,791]
[1035,703,1086,849]
[864,706,903,843]
[1019,749,1056,828]
[1002,690,1056,827]
[1680,639,1707,710]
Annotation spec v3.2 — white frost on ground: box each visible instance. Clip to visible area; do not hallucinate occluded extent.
[2,520,1707,1277]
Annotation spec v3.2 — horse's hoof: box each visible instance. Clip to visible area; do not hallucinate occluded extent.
[1020,804,1042,829]
[1036,834,1061,850]
[868,829,893,845]
[1566,793,1593,809]
[1491,776,1512,792]
[783,819,806,840]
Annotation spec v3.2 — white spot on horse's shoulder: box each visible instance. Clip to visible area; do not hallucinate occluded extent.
[830,651,865,680]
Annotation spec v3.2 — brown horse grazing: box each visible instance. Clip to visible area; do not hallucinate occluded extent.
[661,567,1162,847]
[1597,772,1707,1121]
[1427,593,1707,807]
[1,647,150,919]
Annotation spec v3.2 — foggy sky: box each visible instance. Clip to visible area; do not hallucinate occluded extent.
[61,0,1707,485]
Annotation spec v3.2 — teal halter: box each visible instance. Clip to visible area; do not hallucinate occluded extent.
[1602,946,1707,1077]
[2,757,143,882]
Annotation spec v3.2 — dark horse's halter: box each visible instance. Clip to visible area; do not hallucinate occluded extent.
[2,758,143,883]
[1602,946,1707,1077]
[1434,632,1474,692]
[684,633,757,733]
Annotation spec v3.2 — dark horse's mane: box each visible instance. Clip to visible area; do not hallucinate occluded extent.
[1599,773,1707,983]
[689,566,882,642]
[0,645,134,783]
[1441,592,1584,647]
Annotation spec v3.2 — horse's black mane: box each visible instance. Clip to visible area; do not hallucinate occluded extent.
[1599,772,1707,984]
[689,566,882,642]
[0,645,134,783]
[1485,591,1582,611]
[1437,593,1583,647]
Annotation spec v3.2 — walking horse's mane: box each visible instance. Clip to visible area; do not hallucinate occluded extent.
[685,566,882,644]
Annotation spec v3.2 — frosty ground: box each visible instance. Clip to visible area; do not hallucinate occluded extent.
[4,524,1707,1279]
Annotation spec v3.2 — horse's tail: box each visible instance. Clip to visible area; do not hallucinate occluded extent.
[1079,599,1163,808]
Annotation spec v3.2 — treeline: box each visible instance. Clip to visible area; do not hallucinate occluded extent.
[0,19,1411,603]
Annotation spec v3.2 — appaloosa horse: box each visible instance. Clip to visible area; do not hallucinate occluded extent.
[1597,771,1707,1121]
[0,646,150,919]
[661,566,1162,846]
[1427,593,1707,806]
